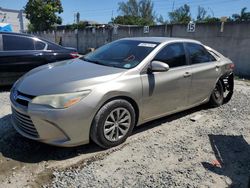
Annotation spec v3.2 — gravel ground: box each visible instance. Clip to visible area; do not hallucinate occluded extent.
[47,80,250,188]
[0,80,250,188]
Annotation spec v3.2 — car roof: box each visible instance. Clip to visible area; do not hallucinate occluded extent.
[0,31,34,37]
[0,31,71,50]
[120,37,201,44]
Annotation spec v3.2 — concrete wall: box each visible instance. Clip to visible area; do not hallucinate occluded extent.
[34,22,250,77]
[170,22,250,77]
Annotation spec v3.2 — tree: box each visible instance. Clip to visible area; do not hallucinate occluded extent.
[196,6,220,23]
[203,17,220,23]
[65,21,87,30]
[157,15,168,24]
[115,0,156,25]
[231,7,250,21]
[118,0,139,17]
[196,6,207,22]
[24,0,63,32]
[113,15,143,25]
[139,0,155,24]
[169,4,191,24]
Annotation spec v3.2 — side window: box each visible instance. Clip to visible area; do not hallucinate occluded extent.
[208,50,219,60]
[47,43,64,50]
[3,35,35,51]
[186,43,215,64]
[35,41,46,50]
[154,43,186,68]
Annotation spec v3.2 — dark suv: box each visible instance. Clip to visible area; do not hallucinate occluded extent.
[0,32,79,86]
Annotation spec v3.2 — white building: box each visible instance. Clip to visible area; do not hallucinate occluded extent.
[0,7,29,32]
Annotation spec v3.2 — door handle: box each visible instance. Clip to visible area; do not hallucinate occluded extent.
[183,72,192,78]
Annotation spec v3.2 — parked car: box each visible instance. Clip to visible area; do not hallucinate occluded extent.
[0,32,79,86]
[10,37,234,148]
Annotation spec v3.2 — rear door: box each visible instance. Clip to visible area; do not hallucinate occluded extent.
[0,34,47,84]
[44,42,74,62]
[185,43,220,106]
[140,42,192,121]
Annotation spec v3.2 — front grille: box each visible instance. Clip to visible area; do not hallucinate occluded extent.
[12,107,39,138]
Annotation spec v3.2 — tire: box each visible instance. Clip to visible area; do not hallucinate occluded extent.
[209,80,224,107]
[90,99,136,149]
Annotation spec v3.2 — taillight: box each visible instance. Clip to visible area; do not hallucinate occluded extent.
[70,52,79,58]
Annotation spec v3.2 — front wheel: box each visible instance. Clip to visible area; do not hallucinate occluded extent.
[209,80,224,107]
[90,99,136,149]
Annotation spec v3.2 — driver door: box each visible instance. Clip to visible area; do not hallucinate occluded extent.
[140,42,192,121]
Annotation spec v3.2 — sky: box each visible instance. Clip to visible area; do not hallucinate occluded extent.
[0,0,249,24]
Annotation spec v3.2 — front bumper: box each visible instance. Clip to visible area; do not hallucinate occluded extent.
[10,92,96,147]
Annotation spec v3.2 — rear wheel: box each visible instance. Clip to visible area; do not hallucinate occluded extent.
[223,74,234,104]
[209,80,224,107]
[90,99,135,149]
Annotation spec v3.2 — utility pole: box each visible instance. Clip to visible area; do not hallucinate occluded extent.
[111,10,114,24]
[76,12,80,24]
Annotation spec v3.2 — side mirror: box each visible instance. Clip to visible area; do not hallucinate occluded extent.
[149,61,170,72]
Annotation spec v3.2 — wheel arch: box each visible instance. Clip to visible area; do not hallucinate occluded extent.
[218,72,234,92]
[89,95,140,145]
[208,72,234,101]
[99,96,140,126]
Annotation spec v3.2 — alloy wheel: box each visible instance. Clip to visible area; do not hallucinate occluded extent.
[103,107,131,142]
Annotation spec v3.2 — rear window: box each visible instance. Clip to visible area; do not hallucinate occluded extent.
[35,41,46,50]
[186,43,216,64]
[208,50,220,60]
[47,43,64,50]
[3,35,35,51]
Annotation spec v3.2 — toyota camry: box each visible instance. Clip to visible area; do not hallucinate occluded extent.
[10,37,234,148]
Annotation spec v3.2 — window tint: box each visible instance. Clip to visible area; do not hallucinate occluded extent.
[208,50,219,60]
[47,43,64,50]
[154,43,186,68]
[35,41,46,50]
[102,43,131,59]
[3,35,35,51]
[186,43,215,64]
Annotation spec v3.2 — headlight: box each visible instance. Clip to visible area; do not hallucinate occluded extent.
[32,90,91,109]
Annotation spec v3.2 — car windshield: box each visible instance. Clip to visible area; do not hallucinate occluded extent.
[81,40,159,69]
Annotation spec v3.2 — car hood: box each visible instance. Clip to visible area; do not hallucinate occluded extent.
[16,59,126,96]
